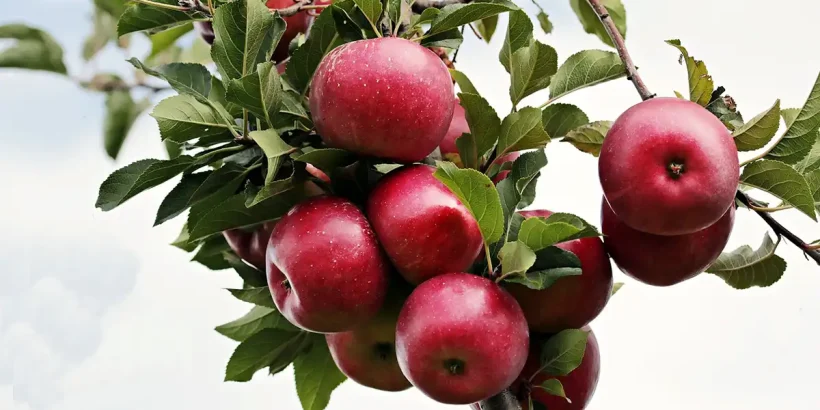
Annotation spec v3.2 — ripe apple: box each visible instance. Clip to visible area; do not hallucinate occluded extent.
[366,164,484,285]
[439,99,469,161]
[396,273,529,405]
[267,0,312,63]
[598,97,740,236]
[491,152,522,184]
[506,210,613,333]
[512,326,601,410]
[266,196,390,333]
[310,37,455,163]
[326,295,412,392]
[601,197,735,286]
[195,21,215,45]
[222,222,275,270]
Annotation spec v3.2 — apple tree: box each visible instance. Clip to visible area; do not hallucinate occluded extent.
[4,0,820,409]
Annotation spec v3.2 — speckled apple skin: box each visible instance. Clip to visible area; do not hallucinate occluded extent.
[395,273,530,405]
[601,197,735,287]
[267,0,312,63]
[598,97,739,236]
[310,37,456,163]
[266,196,389,333]
[223,222,276,270]
[366,165,484,285]
[506,210,613,333]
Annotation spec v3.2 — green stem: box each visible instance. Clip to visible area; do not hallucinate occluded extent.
[484,242,494,277]
[130,0,188,12]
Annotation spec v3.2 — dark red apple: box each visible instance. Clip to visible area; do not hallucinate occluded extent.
[601,197,735,286]
[491,152,522,184]
[222,222,275,270]
[310,37,456,163]
[516,327,601,410]
[326,298,412,392]
[267,0,312,63]
[195,21,215,45]
[366,164,483,285]
[506,210,612,333]
[598,97,739,236]
[439,100,468,161]
[396,273,529,405]
[266,196,389,333]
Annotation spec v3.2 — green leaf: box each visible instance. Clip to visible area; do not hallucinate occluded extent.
[225,329,307,382]
[509,39,558,107]
[331,0,375,42]
[294,337,348,410]
[536,12,553,34]
[549,50,626,101]
[118,0,194,36]
[228,287,276,308]
[503,266,581,290]
[496,107,550,158]
[386,0,406,29]
[128,58,212,98]
[733,99,781,152]
[420,28,463,49]
[450,69,479,95]
[216,306,297,342]
[766,72,820,164]
[806,169,820,214]
[286,8,340,95]
[433,162,505,244]
[211,76,247,118]
[103,91,147,160]
[251,129,295,183]
[495,151,547,251]
[155,163,249,225]
[499,10,533,73]
[227,62,284,126]
[151,94,236,143]
[148,23,194,61]
[562,121,612,157]
[191,236,232,270]
[611,282,624,296]
[94,0,128,17]
[475,15,499,43]
[518,213,600,251]
[187,189,304,241]
[456,134,479,169]
[707,234,787,289]
[569,0,626,48]
[706,95,745,131]
[541,103,589,139]
[664,40,714,106]
[171,222,198,252]
[538,379,567,400]
[225,253,269,288]
[426,0,518,36]
[353,0,384,28]
[413,7,441,27]
[211,0,285,81]
[794,137,820,174]
[498,241,537,278]
[96,156,194,211]
[459,93,501,160]
[740,160,817,220]
[0,24,67,74]
[539,329,589,376]
[294,148,356,176]
[83,8,118,61]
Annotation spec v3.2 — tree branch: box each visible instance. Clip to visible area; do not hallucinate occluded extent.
[585,0,654,101]
[476,390,522,410]
[587,0,820,266]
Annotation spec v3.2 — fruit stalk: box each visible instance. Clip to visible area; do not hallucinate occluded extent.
[585,0,654,101]
[476,389,522,410]
[588,0,820,266]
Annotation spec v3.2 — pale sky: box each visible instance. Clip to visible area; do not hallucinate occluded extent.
[2,0,820,409]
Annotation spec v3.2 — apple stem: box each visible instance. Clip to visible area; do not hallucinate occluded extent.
[587,0,820,266]
[585,0,655,101]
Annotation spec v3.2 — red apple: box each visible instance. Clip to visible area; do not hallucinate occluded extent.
[195,21,215,45]
[326,298,412,392]
[222,222,275,270]
[515,327,601,410]
[491,152,522,184]
[439,100,468,159]
[396,273,529,405]
[601,197,735,286]
[598,97,739,236]
[310,37,455,163]
[267,0,312,63]
[366,164,483,285]
[266,196,390,333]
[506,210,612,333]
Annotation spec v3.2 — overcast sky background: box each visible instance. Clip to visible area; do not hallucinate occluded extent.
[2,0,820,409]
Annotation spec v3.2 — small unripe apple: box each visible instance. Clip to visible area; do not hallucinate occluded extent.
[598,97,739,236]
[396,273,529,405]
[601,197,735,286]
[310,37,455,163]
[222,222,275,270]
[267,0,312,63]
[326,296,412,392]
[506,210,613,333]
[366,164,484,285]
[266,196,390,333]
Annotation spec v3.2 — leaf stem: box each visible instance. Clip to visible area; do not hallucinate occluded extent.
[484,242,495,277]
[749,203,793,213]
[129,0,189,12]
[468,23,483,41]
